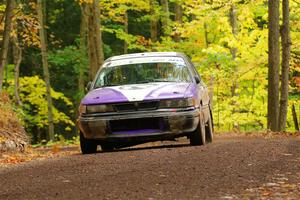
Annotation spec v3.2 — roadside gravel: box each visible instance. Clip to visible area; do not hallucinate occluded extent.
[1,135,300,200]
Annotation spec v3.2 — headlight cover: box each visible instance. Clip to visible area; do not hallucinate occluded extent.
[159,98,196,108]
[86,104,114,113]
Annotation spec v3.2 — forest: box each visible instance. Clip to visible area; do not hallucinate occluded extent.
[0,0,299,144]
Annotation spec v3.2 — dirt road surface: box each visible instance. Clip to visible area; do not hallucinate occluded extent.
[1,135,300,200]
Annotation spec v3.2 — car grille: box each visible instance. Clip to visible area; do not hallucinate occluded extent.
[110,117,166,133]
[113,101,158,112]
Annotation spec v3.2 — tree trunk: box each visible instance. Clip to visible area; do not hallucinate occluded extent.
[203,21,209,46]
[0,0,15,92]
[268,0,280,131]
[278,0,291,131]
[160,0,170,35]
[82,0,104,81]
[150,0,158,42]
[37,0,55,141]
[12,36,22,106]
[76,10,88,135]
[208,76,214,109]
[229,5,238,60]
[229,4,239,130]
[174,2,182,24]
[201,1,214,107]
[12,0,22,106]
[229,4,238,98]
[124,11,128,54]
[201,0,209,48]
[79,6,87,95]
[174,2,182,42]
[292,104,299,131]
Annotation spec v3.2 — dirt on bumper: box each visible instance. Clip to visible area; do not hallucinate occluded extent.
[78,109,199,141]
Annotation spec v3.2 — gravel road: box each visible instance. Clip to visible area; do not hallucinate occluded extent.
[1,135,300,200]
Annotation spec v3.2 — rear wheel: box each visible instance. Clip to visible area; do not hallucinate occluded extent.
[205,110,213,143]
[189,111,206,146]
[80,132,98,154]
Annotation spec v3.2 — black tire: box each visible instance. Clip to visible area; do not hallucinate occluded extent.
[190,111,206,146]
[101,144,114,152]
[205,110,213,143]
[80,132,98,154]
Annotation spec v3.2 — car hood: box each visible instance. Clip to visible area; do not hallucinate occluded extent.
[81,82,197,105]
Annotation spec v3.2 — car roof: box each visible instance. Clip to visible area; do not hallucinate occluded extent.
[105,52,186,62]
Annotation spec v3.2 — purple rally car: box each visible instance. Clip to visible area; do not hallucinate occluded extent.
[78,52,213,154]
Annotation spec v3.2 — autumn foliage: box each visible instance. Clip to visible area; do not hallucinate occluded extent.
[0,0,299,142]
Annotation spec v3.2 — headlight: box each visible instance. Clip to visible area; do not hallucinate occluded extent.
[79,104,87,115]
[86,104,114,113]
[159,98,196,108]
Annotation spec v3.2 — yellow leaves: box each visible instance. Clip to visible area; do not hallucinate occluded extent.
[7,76,75,129]
[13,6,40,48]
[28,2,37,10]
[292,77,300,92]
[104,27,149,51]
[238,6,256,30]
[136,36,151,47]
[193,2,272,130]
[65,126,72,131]
[0,136,6,143]
[179,20,202,37]
[78,0,94,4]
[100,0,150,23]
[203,45,229,55]
[0,4,6,12]
[0,3,6,34]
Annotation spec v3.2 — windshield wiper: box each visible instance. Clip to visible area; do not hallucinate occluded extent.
[137,80,152,84]
[137,79,173,84]
[104,84,119,87]
[152,79,173,82]
[94,84,119,89]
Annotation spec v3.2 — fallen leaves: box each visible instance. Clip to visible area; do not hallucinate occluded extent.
[242,173,300,199]
[1,154,27,164]
[0,136,6,142]
[0,145,79,167]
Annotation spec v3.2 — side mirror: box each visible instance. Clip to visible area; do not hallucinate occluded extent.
[194,76,201,84]
[85,82,92,92]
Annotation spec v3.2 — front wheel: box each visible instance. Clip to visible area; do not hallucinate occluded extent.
[80,132,98,154]
[189,114,206,146]
[205,110,213,143]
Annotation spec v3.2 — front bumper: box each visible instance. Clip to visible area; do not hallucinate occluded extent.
[78,108,199,141]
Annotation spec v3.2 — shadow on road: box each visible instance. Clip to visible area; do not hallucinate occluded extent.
[98,142,191,154]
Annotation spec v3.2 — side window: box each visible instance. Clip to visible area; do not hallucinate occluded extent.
[184,56,201,81]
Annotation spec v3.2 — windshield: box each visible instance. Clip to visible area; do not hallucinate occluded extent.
[94,61,191,88]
